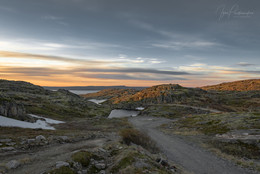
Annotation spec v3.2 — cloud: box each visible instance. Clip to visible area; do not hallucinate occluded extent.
[81,73,187,81]
[79,68,190,75]
[0,50,118,65]
[152,41,218,50]
[42,15,69,26]
[236,62,256,67]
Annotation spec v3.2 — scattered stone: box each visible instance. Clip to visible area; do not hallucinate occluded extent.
[98,148,107,153]
[81,169,88,174]
[156,158,169,167]
[72,162,82,171]
[27,139,35,144]
[99,170,106,174]
[6,160,20,169]
[1,147,15,151]
[134,161,150,168]
[6,142,16,146]
[58,136,69,142]
[95,162,106,169]
[55,161,70,168]
[0,139,12,143]
[35,135,46,142]
[0,143,2,146]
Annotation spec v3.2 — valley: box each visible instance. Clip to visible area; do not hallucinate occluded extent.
[0,79,259,174]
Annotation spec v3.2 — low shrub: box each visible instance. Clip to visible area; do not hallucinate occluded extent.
[119,128,159,153]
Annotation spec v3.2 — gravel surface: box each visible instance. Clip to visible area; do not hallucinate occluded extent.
[129,116,255,174]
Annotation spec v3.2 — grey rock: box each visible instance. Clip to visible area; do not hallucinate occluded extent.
[6,142,16,146]
[95,163,106,169]
[58,136,69,142]
[56,161,70,168]
[1,147,15,151]
[6,160,20,169]
[82,170,88,174]
[98,148,107,153]
[72,162,82,171]
[27,139,35,144]
[134,161,150,169]
[99,170,106,174]
[0,139,12,143]
[35,135,46,142]
[0,143,2,146]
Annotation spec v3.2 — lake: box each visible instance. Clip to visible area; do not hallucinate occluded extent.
[108,109,140,118]
[69,90,100,95]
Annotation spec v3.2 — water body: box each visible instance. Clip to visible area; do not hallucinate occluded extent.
[69,90,100,95]
[108,109,139,118]
[0,115,64,130]
[88,99,107,105]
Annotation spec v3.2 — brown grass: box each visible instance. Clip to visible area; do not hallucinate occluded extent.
[119,128,159,153]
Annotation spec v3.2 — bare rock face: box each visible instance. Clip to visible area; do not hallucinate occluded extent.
[0,100,36,122]
[0,100,26,118]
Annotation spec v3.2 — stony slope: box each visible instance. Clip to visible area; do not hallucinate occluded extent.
[0,80,110,120]
[201,79,260,91]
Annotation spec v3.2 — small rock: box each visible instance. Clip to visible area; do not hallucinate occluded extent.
[82,170,88,174]
[95,163,106,169]
[6,142,16,146]
[242,133,249,136]
[56,161,70,168]
[27,139,35,144]
[72,162,82,171]
[0,143,2,146]
[98,148,107,153]
[35,135,46,142]
[0,139,12,143]
[6,160,20,169]
[1,147,15,151]
[58,136,69,142]
[99,170,106,174]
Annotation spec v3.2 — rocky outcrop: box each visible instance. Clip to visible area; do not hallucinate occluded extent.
[0,100,29,120]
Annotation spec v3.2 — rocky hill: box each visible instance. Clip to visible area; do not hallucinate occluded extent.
[112,84,207,104]
[201,79,260,91]
[0,79,110,121]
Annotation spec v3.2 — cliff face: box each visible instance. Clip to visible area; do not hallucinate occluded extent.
[201,79,260,91]
[0,99,32,121]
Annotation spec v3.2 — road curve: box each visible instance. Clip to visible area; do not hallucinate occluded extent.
[129,116,254,174]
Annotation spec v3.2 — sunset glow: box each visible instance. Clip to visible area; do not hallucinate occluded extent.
[0,1,259,87]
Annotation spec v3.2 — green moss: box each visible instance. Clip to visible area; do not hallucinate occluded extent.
[71,151,93,167]
[111,153,136,173]
[210,140,260,159]
[50,166,75,174]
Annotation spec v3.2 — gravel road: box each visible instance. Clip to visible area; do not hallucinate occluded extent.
[129,116,254,174]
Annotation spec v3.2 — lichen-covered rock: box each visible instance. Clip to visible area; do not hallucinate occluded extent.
[6,160,20,169]
[55,161,70,168]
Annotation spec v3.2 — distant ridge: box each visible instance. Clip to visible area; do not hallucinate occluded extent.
[201,79,260,91]
[44,86,146,91]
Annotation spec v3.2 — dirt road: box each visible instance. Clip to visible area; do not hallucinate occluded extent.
[129,116,254,174]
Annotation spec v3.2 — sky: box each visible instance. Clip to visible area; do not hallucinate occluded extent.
[0,0,259,87]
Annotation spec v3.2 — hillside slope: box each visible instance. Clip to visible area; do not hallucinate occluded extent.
[0,80,110,120]
[201,79,260,91]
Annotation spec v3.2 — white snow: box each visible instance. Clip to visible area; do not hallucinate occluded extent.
[0,115,65,130]
[136,107,145,111]
[88,99,107,105]
[29,114,64,124]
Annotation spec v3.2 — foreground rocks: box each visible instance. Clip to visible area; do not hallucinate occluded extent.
[45,142,181,174]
